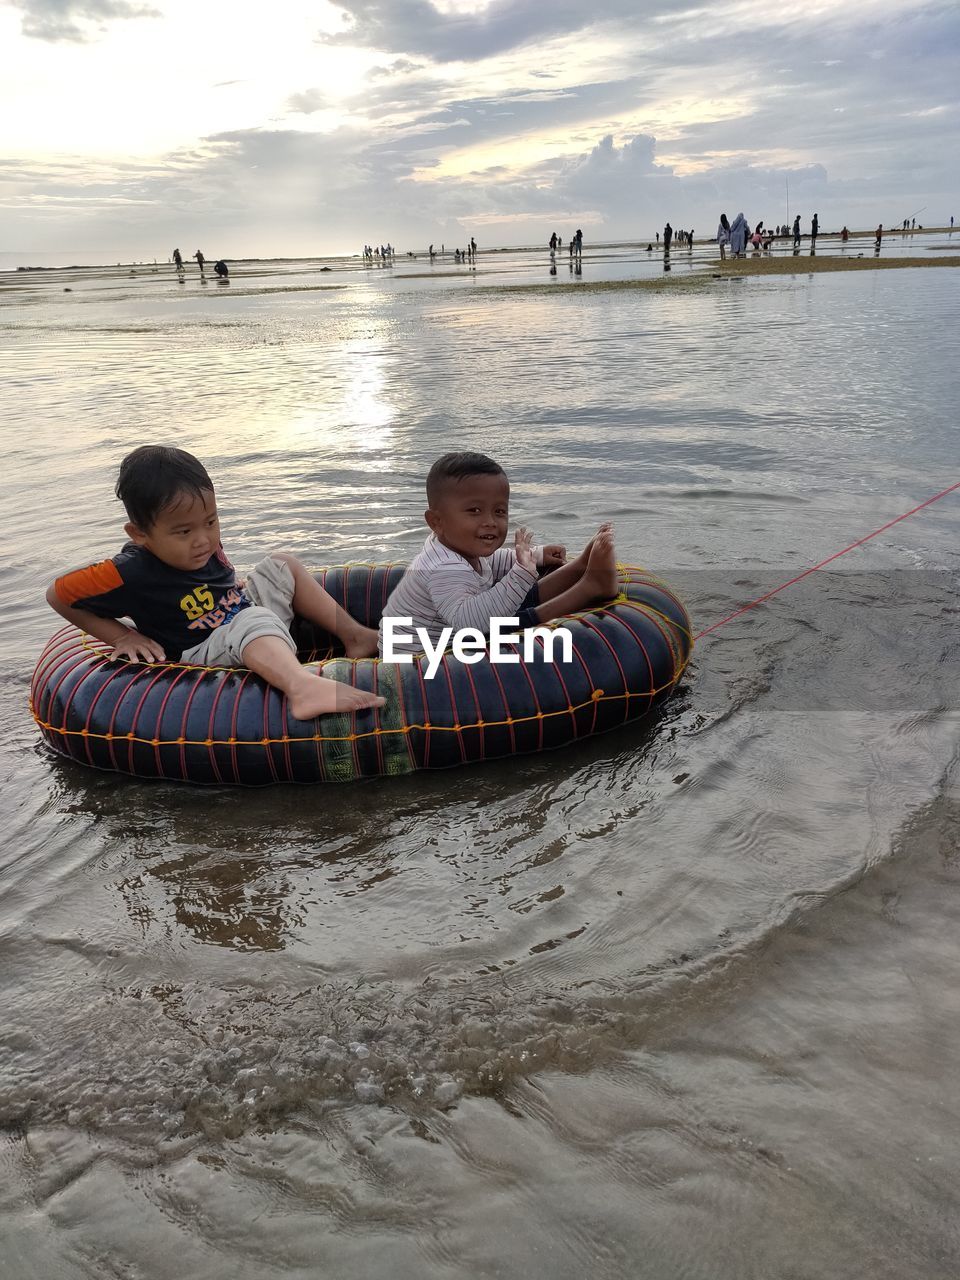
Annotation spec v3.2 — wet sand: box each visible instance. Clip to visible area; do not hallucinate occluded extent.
[716,253,960,276]
[486,252,960,296]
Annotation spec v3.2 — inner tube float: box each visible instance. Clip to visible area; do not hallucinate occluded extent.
[30,564,692,786]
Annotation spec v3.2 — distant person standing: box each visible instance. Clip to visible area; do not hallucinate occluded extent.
[574,228,583,255]
[728,212,746,256]
[811,213,819,244]
[470,237,477,259]
[792,215,801,247]
[194,249,205,274]
[875,223,883,251]
[840,226,849,242]
[716,213,730,260]
[663,222,672,252]
[549,232,557,252]
[172,248,183,271]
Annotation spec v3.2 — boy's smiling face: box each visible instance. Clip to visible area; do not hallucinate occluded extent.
[126,487,221,572]
[425,472,510,566]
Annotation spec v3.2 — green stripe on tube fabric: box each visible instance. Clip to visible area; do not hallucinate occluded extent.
[314,659,364,782]
[314,659,416,781]
[370,660,417,778]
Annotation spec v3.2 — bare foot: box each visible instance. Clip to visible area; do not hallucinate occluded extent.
[572,522,614,570]
[581,527,619,600]
[342,623,379,659]
[287,673,385,720]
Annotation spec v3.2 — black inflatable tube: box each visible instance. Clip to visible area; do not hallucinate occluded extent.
[30,564,692,785]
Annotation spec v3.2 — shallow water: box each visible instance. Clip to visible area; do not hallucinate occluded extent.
[1,258,959,1276]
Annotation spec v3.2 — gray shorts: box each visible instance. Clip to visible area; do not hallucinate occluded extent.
[179,555,297,667]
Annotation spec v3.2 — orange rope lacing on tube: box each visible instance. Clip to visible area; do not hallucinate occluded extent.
[30,665,691,750]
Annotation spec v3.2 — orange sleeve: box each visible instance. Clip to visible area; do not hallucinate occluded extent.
[54,559,124,606]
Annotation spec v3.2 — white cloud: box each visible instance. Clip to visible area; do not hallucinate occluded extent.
[9,0,159,43]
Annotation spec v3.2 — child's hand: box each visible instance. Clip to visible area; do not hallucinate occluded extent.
[110,629,167,663]
[514,526,537,572]
[541,543,567,568]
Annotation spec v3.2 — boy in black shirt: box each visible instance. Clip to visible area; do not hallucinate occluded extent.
[47,446,385,719]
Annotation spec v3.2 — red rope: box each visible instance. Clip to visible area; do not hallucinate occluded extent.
[695,479,960,641]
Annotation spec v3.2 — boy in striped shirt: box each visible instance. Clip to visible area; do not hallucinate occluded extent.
[379,451,618,658]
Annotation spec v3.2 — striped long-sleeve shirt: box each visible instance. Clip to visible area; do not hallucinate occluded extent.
[378,533,541,656]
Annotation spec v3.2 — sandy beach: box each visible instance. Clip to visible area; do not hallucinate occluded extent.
[715,252,960,276]
[483,250,960,297]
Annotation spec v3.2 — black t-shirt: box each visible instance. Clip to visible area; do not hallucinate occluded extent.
[54,543,252,659]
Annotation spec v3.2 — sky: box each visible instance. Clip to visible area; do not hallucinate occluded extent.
[1,0,957,260]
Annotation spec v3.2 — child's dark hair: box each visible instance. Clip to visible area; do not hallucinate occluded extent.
[426,452,505,505]
[116,446,213,530]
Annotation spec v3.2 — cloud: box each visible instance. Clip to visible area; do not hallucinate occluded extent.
[368,57,425,77]
[322,0,630,62]
[347,73,648,163]
[286,88,329,114]
[563,133,665,187]
[10,0,159,42]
